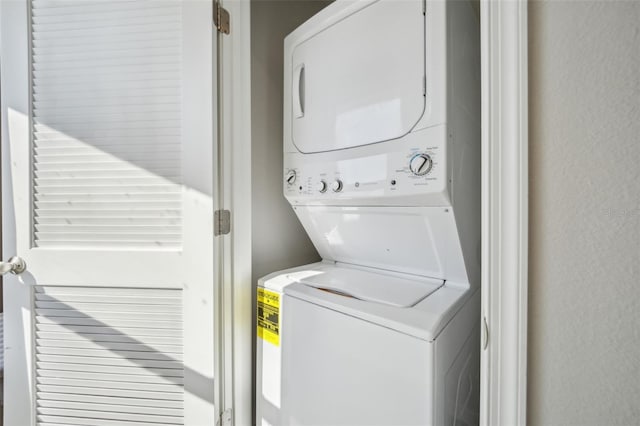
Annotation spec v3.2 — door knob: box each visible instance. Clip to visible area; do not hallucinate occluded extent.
[0,256,27,275]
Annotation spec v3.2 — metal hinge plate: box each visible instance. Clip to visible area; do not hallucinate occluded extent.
[214,2,230,34]
[214,209,231,236]
[220,409,233,426]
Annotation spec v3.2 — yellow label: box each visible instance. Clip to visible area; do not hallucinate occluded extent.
[257,288,280,346]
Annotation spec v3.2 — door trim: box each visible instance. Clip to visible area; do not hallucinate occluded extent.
[228,0,530,424]
[220,0,253,425]
[479,0,529,425]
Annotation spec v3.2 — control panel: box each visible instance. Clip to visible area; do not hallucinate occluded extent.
[284,145,447,205]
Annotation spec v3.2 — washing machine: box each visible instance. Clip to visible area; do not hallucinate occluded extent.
[257,0,480,424]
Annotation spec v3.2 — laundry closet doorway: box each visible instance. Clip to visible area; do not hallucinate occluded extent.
[244,1,529,425]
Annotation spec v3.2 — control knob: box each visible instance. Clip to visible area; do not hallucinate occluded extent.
[285,169,297,185]
[317,180,327,193]
[409,153,433,176]
[331,180,343,192]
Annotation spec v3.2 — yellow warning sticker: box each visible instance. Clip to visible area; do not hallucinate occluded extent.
[257,288,280,346]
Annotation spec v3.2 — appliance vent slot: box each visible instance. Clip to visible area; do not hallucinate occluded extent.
[30,0,184,249]
[34,286,184,426]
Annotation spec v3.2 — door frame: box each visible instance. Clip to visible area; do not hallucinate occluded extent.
[479,0,529,425]
[225,0,530,425]
[219,1,252,425]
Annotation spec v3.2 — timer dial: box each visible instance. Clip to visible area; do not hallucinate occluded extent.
[285,170,297,185]
[331,179,343,192]
[317,180,327,193]
[409,153,433,176]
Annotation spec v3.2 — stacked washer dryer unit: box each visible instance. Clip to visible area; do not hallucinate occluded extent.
[257,0,480,424]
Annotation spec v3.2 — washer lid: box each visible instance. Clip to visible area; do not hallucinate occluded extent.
[286,265,442,308]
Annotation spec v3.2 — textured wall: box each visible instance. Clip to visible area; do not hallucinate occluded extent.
[528,1,640,424]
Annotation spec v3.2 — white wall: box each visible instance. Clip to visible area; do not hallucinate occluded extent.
[528,2,640,424]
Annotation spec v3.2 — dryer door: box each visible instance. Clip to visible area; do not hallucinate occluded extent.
[290,0,425,153]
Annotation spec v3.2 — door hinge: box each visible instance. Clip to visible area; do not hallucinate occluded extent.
[213,1,230,34]
[219,408,233,426]
[214,209,231,236]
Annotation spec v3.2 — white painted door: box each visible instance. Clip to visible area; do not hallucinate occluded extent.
[1,1,217,425]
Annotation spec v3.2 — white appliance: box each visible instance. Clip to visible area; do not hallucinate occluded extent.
[257,0,480,424]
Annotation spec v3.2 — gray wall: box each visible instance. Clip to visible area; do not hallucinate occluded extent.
[250,0,329,286]
[528,1,640,424]
[250,0,329,419]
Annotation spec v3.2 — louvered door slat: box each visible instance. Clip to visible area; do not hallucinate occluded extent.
[38,416,180,426]
[31,0,183,249]
[32,102,180,116]
[32,22,181,40]
[36,325,183,340]
[35,300,182,312]
[36,346,183,361]
[36,311,182,323]
[38,401,182,418]
[30,1,172,14]
[35,286,184,425]
[36,392,183,409]
[37,408,181,425]
[34,291,181,304]
[36,363,184,378]
[36,316,181,330]
[37,377,182,393]
[36,384,181,401]
[37,369,184,385]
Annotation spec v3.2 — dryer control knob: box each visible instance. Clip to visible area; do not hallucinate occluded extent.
[317,180,327,193]
[409,153,433,176]
[285,169,297,185]
[331,179,343,192]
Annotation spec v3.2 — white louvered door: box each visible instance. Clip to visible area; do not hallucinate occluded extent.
[1,1,217,425]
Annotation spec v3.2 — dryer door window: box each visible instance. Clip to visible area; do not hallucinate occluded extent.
[291,0,425,153]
